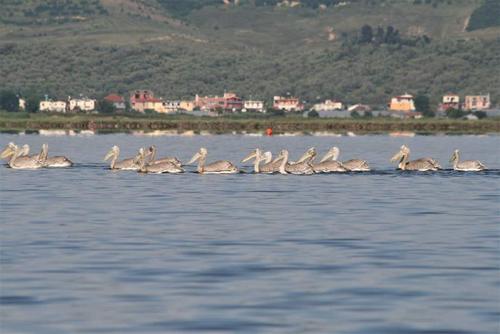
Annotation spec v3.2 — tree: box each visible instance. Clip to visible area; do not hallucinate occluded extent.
[308,110,319,118]
[374,26,385,45]
[414,94,434,117]
[360,25,373,44]
[0,90,19,112]
[445,108,464,119]
[25,95,40,113]
[98,99,116,114]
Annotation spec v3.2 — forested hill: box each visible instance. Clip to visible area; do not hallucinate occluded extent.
[0,0,499,106]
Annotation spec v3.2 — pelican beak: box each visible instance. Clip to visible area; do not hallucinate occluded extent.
[241,150,257,163]
[390,151,402,162]
[188,152,200,164]
[0,146,13,159]
[272,152,284,164]
[319,152,332,163]
[295,148,314,164]
[104,149,114,161]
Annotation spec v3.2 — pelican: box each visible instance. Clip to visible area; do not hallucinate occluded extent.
[298,147,348,173]
[136,148,184,174]
[188,147,238,174]
[33,144,73,167]
[242,148,276,173]
[104,145,141,170]
[329,146,370,171]
[450,149,486,171]
[273,149,314,175]
[390,145,441,171]
[147,145,182,167]
[0,143,45,169]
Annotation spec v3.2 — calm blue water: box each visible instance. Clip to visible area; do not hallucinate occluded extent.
[1,134,499,334]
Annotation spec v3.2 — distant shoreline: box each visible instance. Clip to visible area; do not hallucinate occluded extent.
[0,113,498,135]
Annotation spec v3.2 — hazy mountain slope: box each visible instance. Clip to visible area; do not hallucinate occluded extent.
[0,0,498,106]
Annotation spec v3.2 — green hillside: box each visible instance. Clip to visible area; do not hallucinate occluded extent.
[0,0,499,107]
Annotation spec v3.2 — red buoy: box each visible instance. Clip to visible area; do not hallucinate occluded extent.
[266,127,273,136]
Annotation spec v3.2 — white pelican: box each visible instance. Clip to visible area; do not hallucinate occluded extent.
[242,148,276,173]
[329,146,370,171]
[147,145,182,167]
[188,148,238,174]
[136,148,184,174]
[390,145,441,171]
[34,144,73,167]
[272,149,314,175]
[104,145,141,170]
[298,147,347,173]
[450,149,486,171]
[0,143,45,169]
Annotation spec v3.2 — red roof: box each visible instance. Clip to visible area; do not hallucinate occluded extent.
[104,94,124,103]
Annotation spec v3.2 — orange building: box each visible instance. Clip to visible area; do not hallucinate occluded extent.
[389,93,416,112]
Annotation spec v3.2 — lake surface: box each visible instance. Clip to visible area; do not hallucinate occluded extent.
[1,134,499,334]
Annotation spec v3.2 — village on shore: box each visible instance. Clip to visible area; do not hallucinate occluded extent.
[17,90,497,120]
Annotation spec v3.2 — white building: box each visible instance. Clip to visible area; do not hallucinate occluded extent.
[39,100,67,113]
[243,100,265,112]
[19,98,26,111]
[443,94,459,104]
[313,99,344,111]
[69,97,96,112]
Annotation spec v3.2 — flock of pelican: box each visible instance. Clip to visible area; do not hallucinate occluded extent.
[0,142,73,169]
[1,142,487,173]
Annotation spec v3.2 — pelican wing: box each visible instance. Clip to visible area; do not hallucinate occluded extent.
[260,160,281,173]
[406,158,438,171]
[456,160,486,171]
[342,159,370,171]
[285,161,314,175]
[153,156,182,167]
[312,161,347,173]
[145,161,184,174]
[44,156,73,167]
[204,160,238,173]
[10,156,44,169]
[113,157,139,170]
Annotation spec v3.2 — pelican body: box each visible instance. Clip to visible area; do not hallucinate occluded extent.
[37,144,73,167]
[273,149,313,175]
[450,149,486,171]
[147,145,182,167]
[330,146,370,172]
[104,145,141,170]
[137,148,184,174]
[390,145,441,171]
[189,148,238,174]
[1,143,45,169]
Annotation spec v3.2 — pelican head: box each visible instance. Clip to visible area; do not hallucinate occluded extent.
[263,151,272,164]
[241,148,261,163]
[104,145,119,161]
[189,147,207,164]
[390,145,408,163]
[320,146,340,163]
[147,144,156,157]
[21,144,30,156]
[450,149,460,163]
[296,147,317,163]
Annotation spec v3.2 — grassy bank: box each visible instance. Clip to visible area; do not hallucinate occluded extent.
[0,113,499,134]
